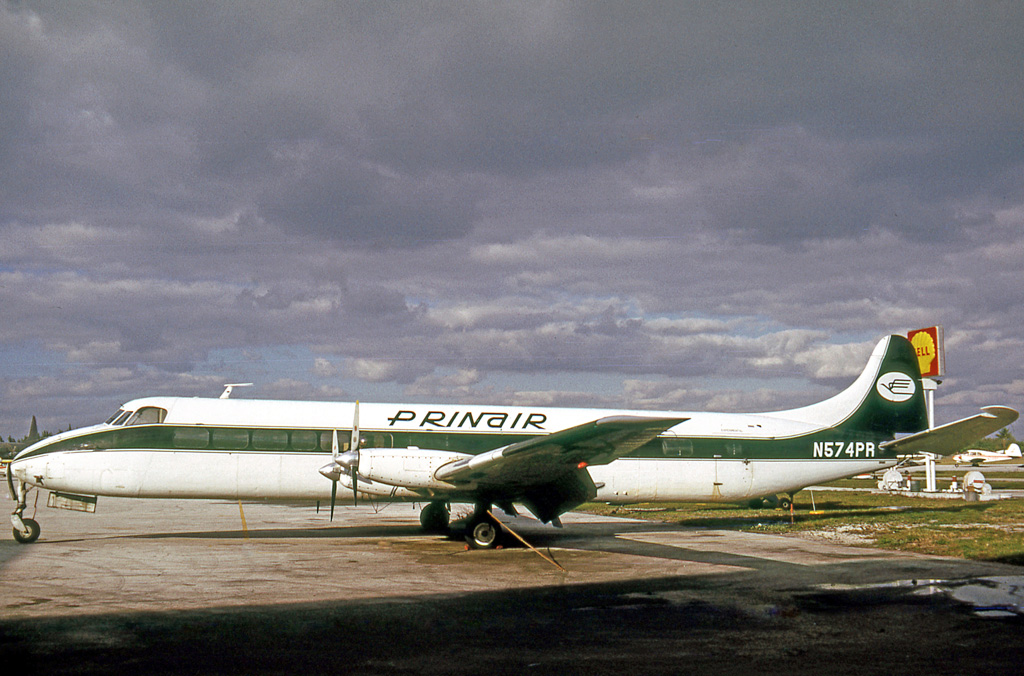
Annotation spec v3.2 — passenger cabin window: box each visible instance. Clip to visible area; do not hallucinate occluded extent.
[363,433,393,449]
[252,429,289,451]
[126,407,167,426]
[173,428,209,449]
[662,438,694,457]
[212,429,249,450]
[289,429,320,451]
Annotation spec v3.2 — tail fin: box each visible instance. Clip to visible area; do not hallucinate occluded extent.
[1007,443,1022,458]
[786,335,929,436]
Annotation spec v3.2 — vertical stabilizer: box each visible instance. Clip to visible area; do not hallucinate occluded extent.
[843,335,929,434]
[786,335,929,435]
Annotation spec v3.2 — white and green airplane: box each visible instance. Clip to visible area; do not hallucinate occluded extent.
[8,335,1017,547]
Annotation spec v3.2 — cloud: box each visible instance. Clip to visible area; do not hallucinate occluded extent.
[1,3,1023,436]
[256,150,477,246]
[346,359,405,383]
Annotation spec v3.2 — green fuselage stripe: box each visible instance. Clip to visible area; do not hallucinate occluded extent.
[19,424,896,462]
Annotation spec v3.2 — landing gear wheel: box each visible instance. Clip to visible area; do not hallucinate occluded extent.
[419,501,450,533]
[467,519,501,549]
[778,496,793,510]
[749,496,779,509]
[13,518,40,544]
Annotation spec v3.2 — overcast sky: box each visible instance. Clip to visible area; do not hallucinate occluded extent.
[2,1,1022,438]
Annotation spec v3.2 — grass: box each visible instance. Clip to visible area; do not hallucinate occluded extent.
[580,489,1024,566]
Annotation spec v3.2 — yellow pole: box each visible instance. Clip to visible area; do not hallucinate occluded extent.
[238,500,249,538]
[487,510,566,572]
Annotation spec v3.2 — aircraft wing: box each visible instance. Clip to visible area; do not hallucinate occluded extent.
[880,406,1019,456]
[435,415,686,522]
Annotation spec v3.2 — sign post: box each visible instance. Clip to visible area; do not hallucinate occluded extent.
[908,326,945,492]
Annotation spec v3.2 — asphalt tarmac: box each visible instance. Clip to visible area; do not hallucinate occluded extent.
[2,496,1023,675]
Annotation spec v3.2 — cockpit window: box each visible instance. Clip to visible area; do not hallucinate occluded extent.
[106,409,127,425]
[126,407,167,426]
[112,410,133,426]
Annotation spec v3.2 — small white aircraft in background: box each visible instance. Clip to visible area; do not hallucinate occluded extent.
[953,443,1022,467]
[8,335,1018,548]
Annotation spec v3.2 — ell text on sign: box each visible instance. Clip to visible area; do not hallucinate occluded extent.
[908,326,945,378]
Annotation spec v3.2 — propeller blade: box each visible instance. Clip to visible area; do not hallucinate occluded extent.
[329,429,339,521]
[350,401,360,452]
[330,479,337,521]
[351,402,360,507]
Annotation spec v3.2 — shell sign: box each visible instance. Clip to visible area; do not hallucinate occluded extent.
[908,326,945,378]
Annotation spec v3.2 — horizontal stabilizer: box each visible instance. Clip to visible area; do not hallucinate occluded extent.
[880,406,1019,456]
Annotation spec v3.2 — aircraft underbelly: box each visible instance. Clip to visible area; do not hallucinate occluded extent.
[18,450,896,506]
[592,457,894,503]
[19,450,333,500]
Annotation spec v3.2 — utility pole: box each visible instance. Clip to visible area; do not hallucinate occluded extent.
[908,327,945,493]
[922,377,939,492]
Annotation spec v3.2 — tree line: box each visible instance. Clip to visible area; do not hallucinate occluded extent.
[0,416,72,459]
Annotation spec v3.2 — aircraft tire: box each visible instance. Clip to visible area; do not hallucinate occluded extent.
[749,496,778,509]
[778,496,793,510]
[419,501,450,533]
[466,519,501,549]
[13,518,40,544]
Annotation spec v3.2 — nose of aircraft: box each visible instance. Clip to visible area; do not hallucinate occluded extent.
[8,454,48,486]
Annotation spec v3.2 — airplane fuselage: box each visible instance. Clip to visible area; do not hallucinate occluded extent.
[12,397,897,506]
[10,335,1018,547]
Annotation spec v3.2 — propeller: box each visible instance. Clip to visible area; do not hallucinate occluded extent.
[317,429,343,521]
[330,429,340,520]
[318,401,360,520]
[338,401,361,506]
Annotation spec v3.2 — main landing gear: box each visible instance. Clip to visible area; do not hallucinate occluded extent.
[748,494,794,510]
[419,500,450,533]
[467,515,501,549]
[417,500,504,549]
[10,479,41,544]
[464,504,503,549]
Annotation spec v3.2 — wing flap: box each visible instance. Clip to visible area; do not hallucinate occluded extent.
[880,406,1019,456]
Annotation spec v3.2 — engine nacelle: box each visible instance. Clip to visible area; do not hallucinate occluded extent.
[337,473,425,499]
[357,448,471,490]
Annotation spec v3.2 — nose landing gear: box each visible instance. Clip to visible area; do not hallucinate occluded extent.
[12,516,40,544]
[9,479,41,544]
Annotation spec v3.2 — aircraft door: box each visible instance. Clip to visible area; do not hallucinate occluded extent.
[712,442,754,501]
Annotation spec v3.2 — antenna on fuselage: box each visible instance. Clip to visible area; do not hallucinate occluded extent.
[220,383,254,399]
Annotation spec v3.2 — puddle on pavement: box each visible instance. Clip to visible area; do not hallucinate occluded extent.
[942,577,1024,618]
[816,576,1024,618]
